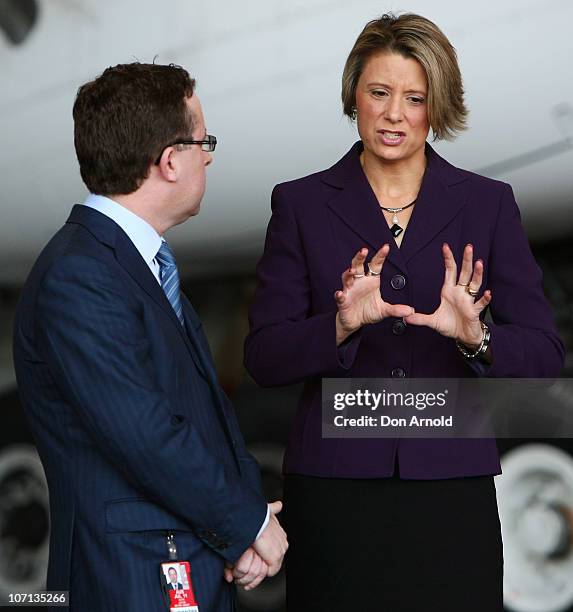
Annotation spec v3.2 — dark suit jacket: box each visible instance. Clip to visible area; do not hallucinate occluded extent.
[167,582,184,591]
[13,205,267,611]
[245,141,565,479]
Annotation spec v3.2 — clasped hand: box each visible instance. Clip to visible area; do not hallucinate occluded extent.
[335,243,492,347]
[223,500,287,591]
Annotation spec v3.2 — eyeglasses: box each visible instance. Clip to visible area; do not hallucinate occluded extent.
[154,134,217,165]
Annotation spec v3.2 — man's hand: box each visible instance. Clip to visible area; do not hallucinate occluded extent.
[224,547,268,591]
[252,500,288,577]
[223,500,287,589]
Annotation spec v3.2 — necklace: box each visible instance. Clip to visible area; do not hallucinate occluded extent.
[379,198,416,238]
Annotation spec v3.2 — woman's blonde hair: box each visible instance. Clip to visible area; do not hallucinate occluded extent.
[342,13,468,140]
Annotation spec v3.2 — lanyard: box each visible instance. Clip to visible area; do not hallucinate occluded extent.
[166,532,178,561]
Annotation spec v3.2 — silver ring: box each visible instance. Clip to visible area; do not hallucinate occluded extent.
[367,264,381,276]
[353,273,365,278]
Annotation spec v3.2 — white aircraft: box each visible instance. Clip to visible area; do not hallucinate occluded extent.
[0,2,572,611]
[1,0,573,284]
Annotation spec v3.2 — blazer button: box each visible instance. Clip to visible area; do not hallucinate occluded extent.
[392,320,406,335]
[391,367,406,378]
[390,274,406,290]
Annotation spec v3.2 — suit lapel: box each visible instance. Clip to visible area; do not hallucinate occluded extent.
[66,205,240,462]
[114,233,210,378]
[323,142,469,270]
[180,294,218,384]
[180,294,240,459]
[65,205,207,377]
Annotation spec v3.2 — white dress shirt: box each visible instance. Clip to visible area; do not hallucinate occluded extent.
[82,194,270,541]
[83,193,163,284]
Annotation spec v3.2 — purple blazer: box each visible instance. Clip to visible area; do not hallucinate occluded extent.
[244,142,565,479]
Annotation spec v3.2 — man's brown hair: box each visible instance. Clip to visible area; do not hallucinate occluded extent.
[342,13,468,140]
[73,63,196,195]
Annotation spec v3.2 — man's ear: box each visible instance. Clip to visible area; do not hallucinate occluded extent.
[156,147,178,183]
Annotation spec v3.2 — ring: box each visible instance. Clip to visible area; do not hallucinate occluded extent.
[457,282,470,287]
[353,273,365,278]
[466,286,479,297]
[367,264,381,276]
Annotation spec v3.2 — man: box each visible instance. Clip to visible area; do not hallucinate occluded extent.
[166,568,183,591]
[13,63,287,611]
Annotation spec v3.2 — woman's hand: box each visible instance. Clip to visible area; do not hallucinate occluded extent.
[335,245,414,345]
[404,243,492,347]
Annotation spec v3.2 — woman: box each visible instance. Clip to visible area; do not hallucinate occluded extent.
[244,13,564,611]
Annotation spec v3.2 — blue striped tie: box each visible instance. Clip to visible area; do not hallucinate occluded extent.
[156,241,184,325]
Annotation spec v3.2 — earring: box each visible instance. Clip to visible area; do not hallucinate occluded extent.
[351,107,358,120]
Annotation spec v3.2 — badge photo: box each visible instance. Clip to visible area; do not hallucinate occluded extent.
[160,561,199,612]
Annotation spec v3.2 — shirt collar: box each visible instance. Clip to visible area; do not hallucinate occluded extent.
[83,194,162,265]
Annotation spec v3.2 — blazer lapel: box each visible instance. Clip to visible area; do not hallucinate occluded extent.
[324,143,408,275]
[399,144,469,263]
[323,142,469,270]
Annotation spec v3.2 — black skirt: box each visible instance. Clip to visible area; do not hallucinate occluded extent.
[283,472,503,612]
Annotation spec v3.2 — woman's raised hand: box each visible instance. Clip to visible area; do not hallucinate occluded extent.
[404,243,492,347]
[335,245,414,345]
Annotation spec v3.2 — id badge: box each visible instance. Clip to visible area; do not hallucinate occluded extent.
[160,533,200,612]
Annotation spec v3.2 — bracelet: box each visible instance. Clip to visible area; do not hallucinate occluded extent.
[456,321,490,359]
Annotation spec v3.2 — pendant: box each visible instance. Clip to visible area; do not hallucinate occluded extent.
[390,224,403,238]
[392,213,399,225]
